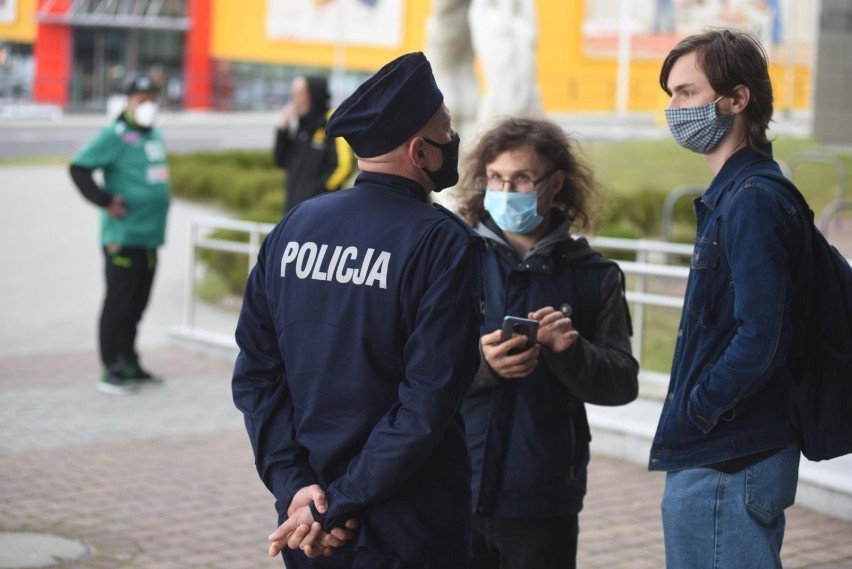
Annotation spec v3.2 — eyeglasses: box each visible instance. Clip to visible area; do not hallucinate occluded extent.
[476,168,558,193]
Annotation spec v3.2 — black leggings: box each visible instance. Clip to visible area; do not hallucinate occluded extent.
[470,514,579,569]
[99,246,157,368]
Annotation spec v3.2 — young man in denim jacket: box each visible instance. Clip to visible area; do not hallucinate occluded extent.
[649,29,809,568]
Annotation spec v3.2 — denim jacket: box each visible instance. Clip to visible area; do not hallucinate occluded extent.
[649,145,808,471]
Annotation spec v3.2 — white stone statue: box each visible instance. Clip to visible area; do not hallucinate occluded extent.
[425,0,542,207]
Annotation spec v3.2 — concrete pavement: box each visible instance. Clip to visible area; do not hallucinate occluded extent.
[3,345,852,568]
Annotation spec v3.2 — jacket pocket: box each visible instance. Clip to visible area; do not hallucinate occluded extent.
[687,236,720,327]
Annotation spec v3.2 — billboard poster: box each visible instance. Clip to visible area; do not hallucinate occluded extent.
[582,0,815,65]
[0,0,17,24]
[267,0,403,48]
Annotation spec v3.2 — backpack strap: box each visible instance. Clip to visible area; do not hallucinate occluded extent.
[572,260,602,340]
[556,240,631,340]
[733,165,817,358]
[740,164,809,208]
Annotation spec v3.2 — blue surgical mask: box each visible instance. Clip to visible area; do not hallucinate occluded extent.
[484,189,544,234]
[664,96,732,154]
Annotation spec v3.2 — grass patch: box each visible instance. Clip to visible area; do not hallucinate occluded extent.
[584,136,852,241]
[0,155,70,167]
[636,305,682,374]
[168,137,852,235]
[167,151,282,305]
[169,150,284,224]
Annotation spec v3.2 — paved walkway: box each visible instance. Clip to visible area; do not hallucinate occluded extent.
[2,346,852,568]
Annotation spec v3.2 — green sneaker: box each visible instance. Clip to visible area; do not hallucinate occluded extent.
[124,363,164,386]
[98,368,138,395]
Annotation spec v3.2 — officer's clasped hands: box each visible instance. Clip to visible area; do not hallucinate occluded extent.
[268,484,358,558]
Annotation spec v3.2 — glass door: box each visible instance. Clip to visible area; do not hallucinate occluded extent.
[70,28,128,112]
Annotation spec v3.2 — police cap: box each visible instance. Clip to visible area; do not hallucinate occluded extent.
[326,52,444,158]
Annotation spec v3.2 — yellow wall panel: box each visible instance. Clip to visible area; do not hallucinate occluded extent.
[769,63,812,111]
[211,0,431,73]
[0,0,37,43]
[209,0,810,112]
[534,0,810,113]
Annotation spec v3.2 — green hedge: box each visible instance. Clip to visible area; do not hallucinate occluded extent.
[167,149,699,241]
[169,150,284,224]
[169,151,283,303]
[168,140,852,306]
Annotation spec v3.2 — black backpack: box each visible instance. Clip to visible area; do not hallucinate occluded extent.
[744,167,852,462]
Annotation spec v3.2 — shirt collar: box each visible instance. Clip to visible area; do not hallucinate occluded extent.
[354,171,430,202]
[701,143,774,209]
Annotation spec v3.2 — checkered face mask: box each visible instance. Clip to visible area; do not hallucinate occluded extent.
[665,96,733,154]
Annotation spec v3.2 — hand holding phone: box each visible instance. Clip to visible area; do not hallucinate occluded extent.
[501,316,539,353]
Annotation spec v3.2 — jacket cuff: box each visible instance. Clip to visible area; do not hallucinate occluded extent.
[309,500,327,527]
[540,340,582,385]
[272,469,316,516]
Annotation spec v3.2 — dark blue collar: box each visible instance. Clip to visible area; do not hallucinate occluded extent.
[702,143,774,209]
[354,171,430,202]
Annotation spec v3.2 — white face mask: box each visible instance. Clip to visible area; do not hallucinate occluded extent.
[133,101,159,128]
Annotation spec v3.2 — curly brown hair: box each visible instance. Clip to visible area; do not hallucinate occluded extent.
[457,117,599,232]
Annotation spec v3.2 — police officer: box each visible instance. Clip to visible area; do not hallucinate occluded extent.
[232,52,484,568]
[70,74,170,395]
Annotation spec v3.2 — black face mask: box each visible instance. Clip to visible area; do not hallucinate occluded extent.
[421,133,461,192]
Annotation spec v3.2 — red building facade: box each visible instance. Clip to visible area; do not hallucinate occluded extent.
[33,0,211,110]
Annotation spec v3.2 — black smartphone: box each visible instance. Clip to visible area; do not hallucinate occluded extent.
[501,316,539,353]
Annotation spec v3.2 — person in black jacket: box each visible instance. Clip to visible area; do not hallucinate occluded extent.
[274,75,354,213]
[457,116,639,569]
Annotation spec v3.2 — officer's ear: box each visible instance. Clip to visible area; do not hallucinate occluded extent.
[407,137,428,169]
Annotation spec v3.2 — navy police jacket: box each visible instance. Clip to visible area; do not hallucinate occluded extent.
[232,171,484,567]
[463,215,638,519]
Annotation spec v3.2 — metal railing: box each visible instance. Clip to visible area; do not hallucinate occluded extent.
[660,184,704,242]
[787,151,850,233]
[660,151,850,241]
[173,217,850,397]
[178,216,274,344]
[173,218,696,396]
[586,236,691,396]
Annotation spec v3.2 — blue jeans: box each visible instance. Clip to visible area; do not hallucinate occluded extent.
[661,446,799,569]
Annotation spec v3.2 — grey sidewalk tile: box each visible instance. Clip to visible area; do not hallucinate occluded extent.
[2,346,852,567]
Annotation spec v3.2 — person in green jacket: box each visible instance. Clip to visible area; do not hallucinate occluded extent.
[69,74,170,395]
